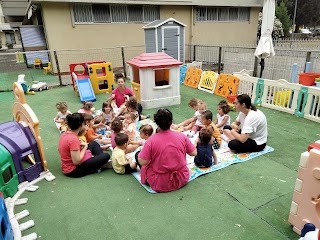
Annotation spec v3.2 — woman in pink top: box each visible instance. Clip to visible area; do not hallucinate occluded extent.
[138,108,197,192]
[109,73,134,108]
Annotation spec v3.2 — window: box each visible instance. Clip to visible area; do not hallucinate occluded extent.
[92,4,110,23]
[144,5,160,22]
[73,4,160,24]
[73,4,93,23]
[111,5,127,23]
[128,5,143,23]
[154,69,170,87]
[196,7,250,22]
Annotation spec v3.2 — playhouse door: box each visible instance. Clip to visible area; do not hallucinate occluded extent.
[161,27,180,61]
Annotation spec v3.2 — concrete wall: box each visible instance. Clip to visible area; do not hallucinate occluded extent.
[41,3,260,49]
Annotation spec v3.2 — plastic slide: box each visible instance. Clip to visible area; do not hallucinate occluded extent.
[77,78,96,102]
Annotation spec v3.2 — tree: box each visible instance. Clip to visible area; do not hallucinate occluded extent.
[279,0,320,30]
[276,1,292,37]
[257,12,284,40]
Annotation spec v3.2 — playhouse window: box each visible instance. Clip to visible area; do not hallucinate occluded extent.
[154,68,170,87]
[132,66,140,84]
[2,167,13,184]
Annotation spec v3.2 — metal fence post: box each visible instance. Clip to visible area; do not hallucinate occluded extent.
[304,51,311,72]
[253,56,259,77]
[193,45,196,62]
[121,47,127,77]
[218,47,222,74]
[53,51,63,86]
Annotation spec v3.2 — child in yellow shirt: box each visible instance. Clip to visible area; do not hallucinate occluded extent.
[111,133,137,174]
[201,110,221,149]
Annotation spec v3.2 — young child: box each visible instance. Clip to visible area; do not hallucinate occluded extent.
[187,100,207,137]
[172,98,199,131]
[130,124,154,164]
[110,117,123,149]
[123,112,137,142]
[94,116,107,135]
[78,101,95,115]
[100,101,114,126]
[214,100,231,133]
[123,112,140,152]
[201,110,222,149]
[111,133,137,174]
[130,124,153,147]
[116,96,138,120]
[54,102,72,133]
[77,124,93,164]
[83,114,110,149]
[54,102,72,123]
[194,128,218,168]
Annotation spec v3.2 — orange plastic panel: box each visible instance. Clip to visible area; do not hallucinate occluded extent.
[214,74,240,97]
[183,67,203,89]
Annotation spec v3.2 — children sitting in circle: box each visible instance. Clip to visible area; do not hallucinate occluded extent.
[214,100,231,133]
[78,101,95,115]
[201,110,222,149]
[194,128,218,168]
[111,133,137,174]
[54,102,72,133]
[172,98,199,131]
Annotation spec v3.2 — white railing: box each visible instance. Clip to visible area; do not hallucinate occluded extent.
[234,70,320,123]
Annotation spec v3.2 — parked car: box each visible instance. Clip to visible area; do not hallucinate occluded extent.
[300,28,313,35]
[30,81,48,91]
[312,28,320,37]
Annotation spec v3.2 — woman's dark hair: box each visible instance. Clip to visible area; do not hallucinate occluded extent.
[115,73,125,82]
[66,113,84,130]
[237,94,257,111]
[154,108,172,130]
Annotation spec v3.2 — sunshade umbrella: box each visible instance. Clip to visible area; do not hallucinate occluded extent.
[254,0,276,78]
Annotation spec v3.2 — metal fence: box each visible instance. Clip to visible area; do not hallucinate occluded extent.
[1,42,320,91]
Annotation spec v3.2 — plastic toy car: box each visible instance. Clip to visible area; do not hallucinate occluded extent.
[30,81,48,91]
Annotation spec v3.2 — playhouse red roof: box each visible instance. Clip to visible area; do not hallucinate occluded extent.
[127,52,182,68]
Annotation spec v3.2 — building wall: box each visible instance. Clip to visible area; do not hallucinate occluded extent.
[41,3,260,50]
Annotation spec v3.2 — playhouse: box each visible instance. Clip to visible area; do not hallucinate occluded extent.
[127,52,182,109]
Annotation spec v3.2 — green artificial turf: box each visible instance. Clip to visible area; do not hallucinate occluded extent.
[0,68,59,92]
[0,84,318,239]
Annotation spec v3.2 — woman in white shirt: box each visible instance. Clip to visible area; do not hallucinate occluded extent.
[223,94,268,153]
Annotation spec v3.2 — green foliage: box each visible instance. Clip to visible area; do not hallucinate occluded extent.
[277,0,320,30]
[258,12,284,40]
[276,1,292,37]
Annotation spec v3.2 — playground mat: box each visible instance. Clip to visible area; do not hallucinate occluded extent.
[131,136,274,193]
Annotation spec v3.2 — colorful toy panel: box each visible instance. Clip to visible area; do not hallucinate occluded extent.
[183,67,203,89]
[87,62,114,94]
[198,71,218,93]
[0,144,18,198]
[214,74,240,98]
[180,64,187,84]
[273,90,291,107]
